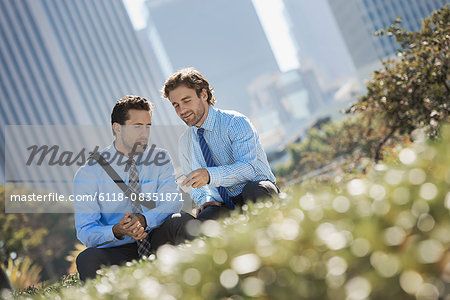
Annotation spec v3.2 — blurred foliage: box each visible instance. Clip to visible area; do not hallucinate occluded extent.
[7,274,80,299]
[0,187,78,281]
[14,125,450,300]
[26,212,78,281]
[347,5,449,160]
[1,257,41,290]
[0,187,47,264]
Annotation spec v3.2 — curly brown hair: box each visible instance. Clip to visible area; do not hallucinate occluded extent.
[162,68,216,106]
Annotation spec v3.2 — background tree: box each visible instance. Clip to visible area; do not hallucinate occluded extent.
[347,5,449,160]
[0,186,47,264]
[275,114,404,183]
[277,5,449,183]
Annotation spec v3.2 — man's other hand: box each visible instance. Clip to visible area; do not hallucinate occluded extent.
[182,168,210,188]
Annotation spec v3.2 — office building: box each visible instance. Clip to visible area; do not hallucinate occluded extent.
[0,0,179,189]
[327,0,447,80]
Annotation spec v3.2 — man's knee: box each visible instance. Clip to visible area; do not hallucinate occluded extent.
[196,205,229,221]
[170,211,195,225]
[242,180,278,203]
[76,248,94,269]
[76,247,106,281]
[168,212,197,240]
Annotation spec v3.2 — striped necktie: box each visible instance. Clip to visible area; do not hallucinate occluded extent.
[197,128,235,209]
[128,159,152,257]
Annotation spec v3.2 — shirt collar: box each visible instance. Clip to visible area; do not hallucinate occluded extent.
[195,105,217,134]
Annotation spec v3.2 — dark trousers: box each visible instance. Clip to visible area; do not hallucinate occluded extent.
[196,180,279,221]
[76,212,196,281]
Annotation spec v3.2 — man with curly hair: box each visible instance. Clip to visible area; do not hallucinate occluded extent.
[163,68,279,220]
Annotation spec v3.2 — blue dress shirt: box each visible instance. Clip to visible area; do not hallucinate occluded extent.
[178,106,276,206]
[73,144,182,248]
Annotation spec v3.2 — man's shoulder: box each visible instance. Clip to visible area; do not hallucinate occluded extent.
[216,108,252,129]
[216,108,247,120]
[73,159,102,182]
[74,148,110,180]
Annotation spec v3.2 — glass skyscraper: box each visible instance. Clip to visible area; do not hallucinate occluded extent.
[327,0,447,80]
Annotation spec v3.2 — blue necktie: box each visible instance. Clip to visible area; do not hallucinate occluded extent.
[197,128,235,209]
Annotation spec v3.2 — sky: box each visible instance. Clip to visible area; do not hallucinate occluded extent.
[123,0,300,72]
[251,0,300,72]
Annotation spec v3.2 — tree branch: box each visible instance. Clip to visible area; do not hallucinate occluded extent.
[374,125,397,162]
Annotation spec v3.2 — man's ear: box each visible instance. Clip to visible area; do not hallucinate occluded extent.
[200,88,208,102]
[112,123,121,136]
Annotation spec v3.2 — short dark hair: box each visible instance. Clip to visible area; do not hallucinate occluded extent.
[111,95,153,135]
[162,67,216,106]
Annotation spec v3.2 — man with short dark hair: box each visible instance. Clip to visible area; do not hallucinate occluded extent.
[74,95,195,281]
[163,68,279,220]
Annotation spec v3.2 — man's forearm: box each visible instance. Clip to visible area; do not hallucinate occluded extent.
[207,161,256,187]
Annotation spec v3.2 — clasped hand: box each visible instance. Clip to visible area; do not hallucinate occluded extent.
[113,212,147,241]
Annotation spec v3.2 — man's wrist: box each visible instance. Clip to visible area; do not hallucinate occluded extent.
[112,224,125,239]
[204,168,210,184]
[205,167,220,186]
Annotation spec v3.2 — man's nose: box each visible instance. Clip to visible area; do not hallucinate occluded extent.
[179,103,188,114]
[139,126,150,136]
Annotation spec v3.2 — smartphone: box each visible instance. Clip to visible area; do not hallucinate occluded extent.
[175,174,192,193]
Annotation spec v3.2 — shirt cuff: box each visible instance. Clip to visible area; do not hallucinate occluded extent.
[139,213,154,230]
[206,167,221,186]
[105,225,121,242]
[195,194,215,206]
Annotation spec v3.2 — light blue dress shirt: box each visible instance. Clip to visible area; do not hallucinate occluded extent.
[178,106,276,206]
[73,144,182,248]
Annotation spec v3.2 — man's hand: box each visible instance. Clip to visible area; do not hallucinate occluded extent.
[112,215,129,239]
[113,212,148,241]
[124,212,148,241]
[196,201,223,216]
[182,168,210,188]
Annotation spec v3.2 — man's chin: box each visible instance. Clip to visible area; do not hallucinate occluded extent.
[131,143,147,153]
[185,119,200,127]
[137,144,147,152]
